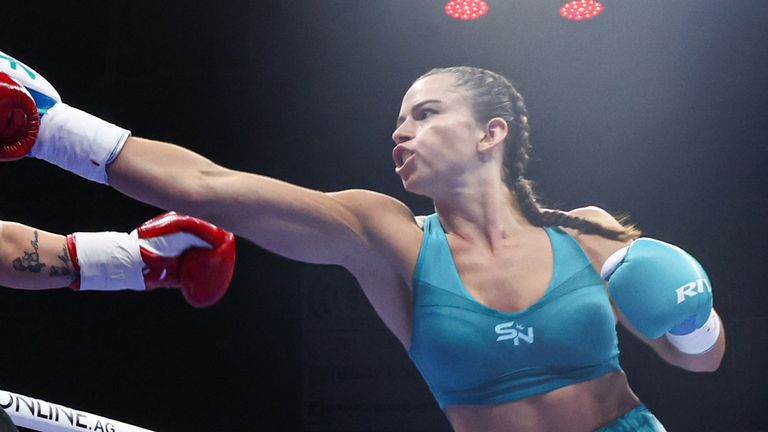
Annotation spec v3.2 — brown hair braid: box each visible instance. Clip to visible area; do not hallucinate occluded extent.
[418,66,640,241]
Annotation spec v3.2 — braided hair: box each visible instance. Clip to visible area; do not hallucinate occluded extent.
[418,67,640,241]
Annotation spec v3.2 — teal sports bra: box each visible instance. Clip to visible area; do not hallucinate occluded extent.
[409,214,621,408]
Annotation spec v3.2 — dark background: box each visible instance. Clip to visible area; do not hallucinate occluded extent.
[1,1,767,431]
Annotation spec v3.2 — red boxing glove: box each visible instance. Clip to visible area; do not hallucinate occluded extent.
[68,212,236,308]
[136,212,236,307]
[0,72,39,160]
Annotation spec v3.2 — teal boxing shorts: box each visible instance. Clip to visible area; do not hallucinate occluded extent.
[596,404,666,432]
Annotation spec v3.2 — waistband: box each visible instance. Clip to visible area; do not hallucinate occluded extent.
[596,404,666,432]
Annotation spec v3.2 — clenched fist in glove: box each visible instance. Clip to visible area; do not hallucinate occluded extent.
[0,71,39,159]
[0,50,129,182]
[68,212,236,308]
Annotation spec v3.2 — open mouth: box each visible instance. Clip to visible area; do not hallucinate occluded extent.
[392,145,414,169]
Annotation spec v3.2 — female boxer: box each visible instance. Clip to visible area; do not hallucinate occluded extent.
[0,52,724,431]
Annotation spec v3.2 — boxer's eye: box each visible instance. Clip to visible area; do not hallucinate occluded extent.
[416,108,437,120]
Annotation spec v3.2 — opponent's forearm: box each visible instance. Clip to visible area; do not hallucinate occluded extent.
[0,222,77,290]
[0,214,235,306]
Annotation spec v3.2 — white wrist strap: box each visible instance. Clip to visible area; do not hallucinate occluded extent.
[74,231,146,291]
[30,103,130,184]
[665,309,721,355]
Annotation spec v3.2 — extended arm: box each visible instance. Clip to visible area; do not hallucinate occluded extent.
[107,137,375,267]
[0,51,409,269]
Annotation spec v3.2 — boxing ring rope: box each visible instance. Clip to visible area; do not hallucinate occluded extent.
[0,389,153,432]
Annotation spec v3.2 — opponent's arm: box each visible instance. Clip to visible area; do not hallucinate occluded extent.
[0,221,76,289]
[0,213,236,307]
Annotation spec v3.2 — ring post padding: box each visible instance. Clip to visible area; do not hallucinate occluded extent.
[0,389,154,432]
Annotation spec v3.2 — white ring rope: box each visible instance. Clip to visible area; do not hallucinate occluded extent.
[0,389,154,432]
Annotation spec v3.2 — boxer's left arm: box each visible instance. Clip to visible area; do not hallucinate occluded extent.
[602,238,725,372]
[0,221,77,290]
[569,207,725,372]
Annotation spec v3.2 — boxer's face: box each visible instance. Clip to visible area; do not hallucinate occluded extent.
[391,74,486,196]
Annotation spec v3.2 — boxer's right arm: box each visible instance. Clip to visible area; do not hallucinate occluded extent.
[0,50,415,270]
[110,138,416,269]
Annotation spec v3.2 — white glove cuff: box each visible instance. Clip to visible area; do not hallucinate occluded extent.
[665,309,721,355]
[600,245,630,281]
[133,231,211,257]
[74,231,145,291]
[30,103,130,184]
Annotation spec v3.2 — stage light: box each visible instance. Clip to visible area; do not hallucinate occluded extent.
[444,0,489,21]
[560,0,603,21]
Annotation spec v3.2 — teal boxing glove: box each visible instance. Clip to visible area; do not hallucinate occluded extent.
[0,50,130,184]
[601,238,720,354]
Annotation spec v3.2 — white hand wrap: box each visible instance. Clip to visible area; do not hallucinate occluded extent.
[665,309,721,355]
[74,231,145,291]
[29,103,130,184]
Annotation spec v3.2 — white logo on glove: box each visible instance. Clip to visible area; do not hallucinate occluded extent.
[675,278,711,304]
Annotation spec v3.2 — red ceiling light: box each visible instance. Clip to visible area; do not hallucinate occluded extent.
[560,0,604,21]
[444,0,489,21]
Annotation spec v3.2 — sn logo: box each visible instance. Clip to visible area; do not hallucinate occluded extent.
[494,321,534,345]
[675,278,711,304]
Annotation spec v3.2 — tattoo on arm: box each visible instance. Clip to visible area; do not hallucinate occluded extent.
[12,231,46,273]
[12,231,76,280]
[50,245,75,280]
